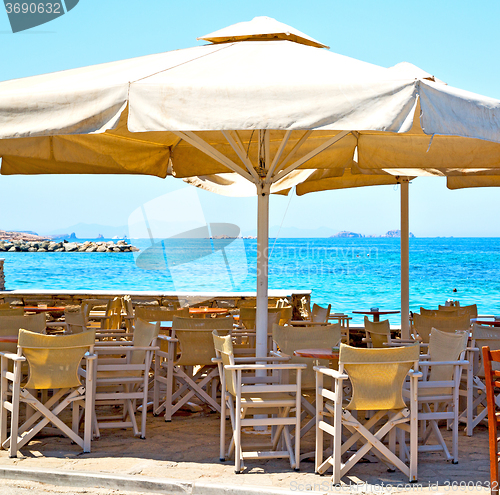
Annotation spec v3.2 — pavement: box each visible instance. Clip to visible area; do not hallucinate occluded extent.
[0,405,493,495]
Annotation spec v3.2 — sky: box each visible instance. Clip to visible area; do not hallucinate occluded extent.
[1,0,500,237]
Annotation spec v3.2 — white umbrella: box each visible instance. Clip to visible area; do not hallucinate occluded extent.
[1,16,500,349]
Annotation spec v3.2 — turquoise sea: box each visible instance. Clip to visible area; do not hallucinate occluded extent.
[2,237,500,325]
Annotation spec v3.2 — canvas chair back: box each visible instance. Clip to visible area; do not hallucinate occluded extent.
[135,307,189,330]
[364,316,390,348]
[311,303,331,323]
[425,328,469,395]
[413,313,471,343]
[239,307,281,330]
[18,328,95,390]
[0,313,46,353]
[0,303,11,310]
[439,304,477,318]
[473,324,500,378]
[172,315,232,366]
[123,295,134,321]
[279,306,293,326]
[64,309,87,333]
[340,343,420,411]
[81,298,109,321]
[272,323,341,389]
[130,317,160,365]
[212,330,237,396]
[236,299,256,308]
[0,308,24,316]
[104,297,123,330]
[420,307,459,317]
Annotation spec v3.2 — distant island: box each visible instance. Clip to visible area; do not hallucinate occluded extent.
[330,230,415,238]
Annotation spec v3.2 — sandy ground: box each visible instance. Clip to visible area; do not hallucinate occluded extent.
[0,401,492,493]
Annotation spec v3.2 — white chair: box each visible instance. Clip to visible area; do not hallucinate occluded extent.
[410,328,469,463]
[0,329,96,457]
[213,330,305,473]
[93,318,159,438]
[154,315,233,421]
[315,344,421,483]
[272,322,342,451]
[459,324,500,436]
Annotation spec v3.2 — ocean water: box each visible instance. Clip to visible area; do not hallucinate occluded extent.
[2,237,500,325]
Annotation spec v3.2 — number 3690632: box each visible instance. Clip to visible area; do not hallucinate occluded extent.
[5,3,62,14]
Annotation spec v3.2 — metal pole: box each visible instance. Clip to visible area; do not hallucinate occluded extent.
[400,178,410,339]
[255,182,270,358]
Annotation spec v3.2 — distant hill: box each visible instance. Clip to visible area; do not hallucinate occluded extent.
[330,229,415,238]
[330,231,364,238]
[43,223,128,240]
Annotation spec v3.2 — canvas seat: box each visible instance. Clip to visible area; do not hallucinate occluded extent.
[0,308,24,317]
[412,313,471,344]
[0,329,96,457]
[153,315,233,421]
[405,328,468,463]
[315,343,420,483]
[232,311,279,354]
[63,307,88,334]
[363,317,416,348]
[482,346,500,495]
[213,330,305,473]
[459,324,500,436]
[93,318,159,438]
[135,306,189,335]
[272,322,341,454]
[0,313,47,355]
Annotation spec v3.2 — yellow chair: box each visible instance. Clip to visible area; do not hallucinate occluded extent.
[315,344,420,483]
[0,313,46,354]
[213,330,305,473]
[0,329,96,457]
[93,318,159,438]
[154,315,233,421]
[135,306,189,335]
[412,313,471,344]
[460,324,500,436]
[0,308,24,317]
[410,328,469,463]
[239,307,283,330]
[363,316,391,348]
[311,303,331,323]
[363,317,416,348]
[272,322,341,453]
[438,304,477,318]
[420,307,459,317]
[63,307,88,334]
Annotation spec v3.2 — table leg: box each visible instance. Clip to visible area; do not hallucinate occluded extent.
[373,315,380,322]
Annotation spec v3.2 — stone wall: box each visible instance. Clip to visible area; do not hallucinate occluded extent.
[0,259,4,290]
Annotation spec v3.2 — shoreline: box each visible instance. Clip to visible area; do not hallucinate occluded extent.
[0,239,139,253]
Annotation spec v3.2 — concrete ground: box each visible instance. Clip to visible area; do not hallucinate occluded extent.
[0,404,493,494]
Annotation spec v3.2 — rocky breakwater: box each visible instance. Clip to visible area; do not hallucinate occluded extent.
[0,239,139,253]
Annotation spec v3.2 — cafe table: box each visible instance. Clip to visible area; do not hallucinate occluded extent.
[188,307,229,318]
[472,319,500,327]
[294,348,340,369]
[352,310,400,323]
[0,336,18,344]
[24,306,65,315]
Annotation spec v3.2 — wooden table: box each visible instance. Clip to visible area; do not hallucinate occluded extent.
[473,320,500,327]
[0,336,18,343]
[290,320,330,326]
[188,307,229,318]
[294,348,340,360]
[24,306,65,314]
[352,310,400,322]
